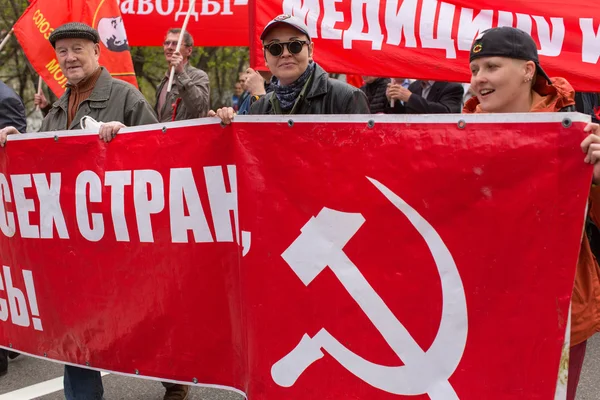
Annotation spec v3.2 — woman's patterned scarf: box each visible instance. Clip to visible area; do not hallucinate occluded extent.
[272,62,316,112]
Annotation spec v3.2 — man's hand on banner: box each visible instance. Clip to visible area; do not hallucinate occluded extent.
[581,123,600,184]
[34,93,49,110]
[386,83,412,103]
[245,68,267,96]
[99,122,126,143]
[208,107,236,125]
[170,51,185,75]
[0,126,21,147]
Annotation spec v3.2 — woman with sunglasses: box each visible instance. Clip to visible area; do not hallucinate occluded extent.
[209,14,369,123]
[463,26,600,400]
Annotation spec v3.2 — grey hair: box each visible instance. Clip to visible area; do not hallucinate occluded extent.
[166,28,194,47]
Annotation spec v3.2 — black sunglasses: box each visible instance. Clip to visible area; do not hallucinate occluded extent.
[263,40,309,57]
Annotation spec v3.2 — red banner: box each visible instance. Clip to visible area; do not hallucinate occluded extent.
[119,0,250,47]
[0,114,592,399]
[250,0,600,92]
[13,0,138,97]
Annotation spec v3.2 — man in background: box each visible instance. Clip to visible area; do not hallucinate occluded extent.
[156,28,210,122]
[386,79,463,113]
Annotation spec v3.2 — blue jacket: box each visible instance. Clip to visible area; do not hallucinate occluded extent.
[0,80,27,132]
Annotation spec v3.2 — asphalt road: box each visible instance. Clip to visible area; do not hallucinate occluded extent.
[576,333,600,400]
[0,335,598,399]
[0,356,243,400]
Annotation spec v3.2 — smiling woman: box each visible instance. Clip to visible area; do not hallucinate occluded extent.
[262,25,312,87]
[463,27,571,115]
[463,26,600,400]
[210,14,370,123]
[469,58,537,113]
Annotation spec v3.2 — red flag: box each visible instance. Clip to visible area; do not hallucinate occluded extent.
[120,0,249,47]
[346,74,364,88]
[250,1,600,91]
[13,0,137,97]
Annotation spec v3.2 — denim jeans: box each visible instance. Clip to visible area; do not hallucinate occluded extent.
[64,365,104,400]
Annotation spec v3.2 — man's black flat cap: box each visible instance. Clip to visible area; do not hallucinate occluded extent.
[49,22,100,48]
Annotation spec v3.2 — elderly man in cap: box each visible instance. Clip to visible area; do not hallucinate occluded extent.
[45,22,156,136]
[210,14,369,122]
[1,22,156,146]
[0,21,157,399]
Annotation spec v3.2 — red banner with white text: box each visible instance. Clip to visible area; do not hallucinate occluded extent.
[119,0,250,47]
[13,0,138,97]
[0,115,592,399]
[250,0,600,92]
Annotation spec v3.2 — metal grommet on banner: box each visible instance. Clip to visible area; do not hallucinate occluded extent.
[368,120,375,129]
[135,369,140,375]
[43,352,47,357]
[193,377,198,384]
[86,361,90,366]
[457,119,467,130]
[54,135,59,142]
[288,119,294,127]
[8,343,12,348]
[162,126,167,134]
[562,118,572,128]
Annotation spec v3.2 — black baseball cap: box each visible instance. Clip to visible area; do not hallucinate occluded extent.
[469,27,552,84]
[260,14,311,41]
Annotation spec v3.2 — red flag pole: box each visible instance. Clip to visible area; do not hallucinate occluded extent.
[35,76,42,112]
[390,78,396,108]
[0,28,14,53]
[167,0,195,93]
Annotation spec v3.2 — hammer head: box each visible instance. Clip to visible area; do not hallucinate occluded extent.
[281,207,365,285]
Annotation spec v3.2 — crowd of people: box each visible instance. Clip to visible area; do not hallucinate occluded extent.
[0,12,599,400]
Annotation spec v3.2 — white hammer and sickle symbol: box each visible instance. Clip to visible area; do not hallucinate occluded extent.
[271,177,468,399]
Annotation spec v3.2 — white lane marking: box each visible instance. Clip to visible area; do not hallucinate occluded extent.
[0,372,110,399]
